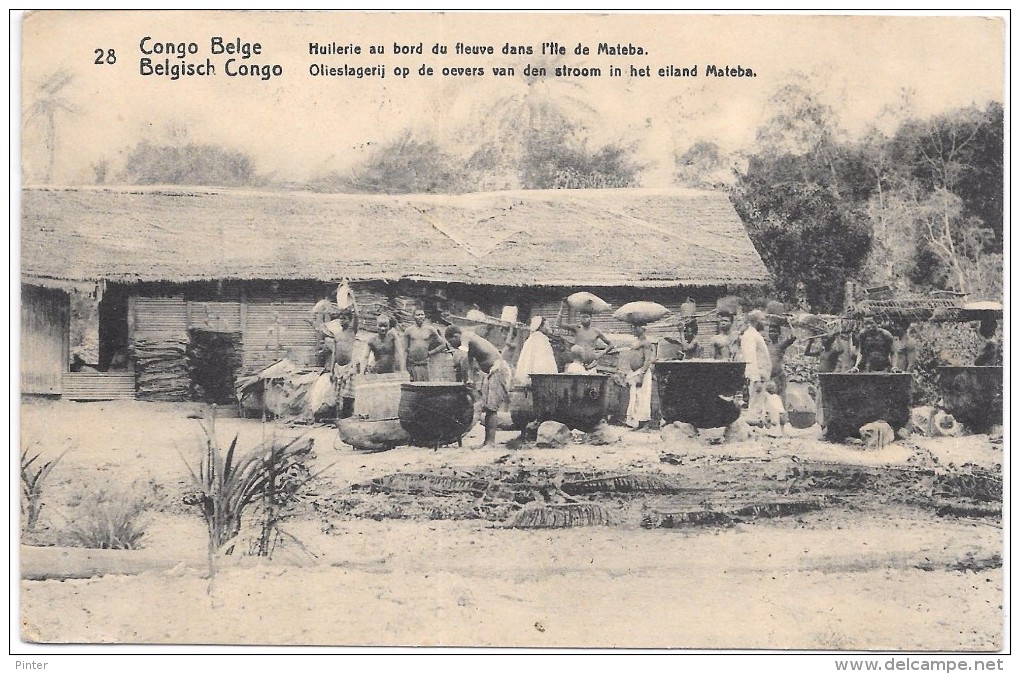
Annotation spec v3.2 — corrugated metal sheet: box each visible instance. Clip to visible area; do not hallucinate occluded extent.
[21,285,68,394]
[62,373,135,400]
[129,296,188,339]
[242,301,320,373]
[188,301,242,332]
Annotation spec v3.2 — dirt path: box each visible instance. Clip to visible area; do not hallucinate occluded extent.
[17,399,1004,649]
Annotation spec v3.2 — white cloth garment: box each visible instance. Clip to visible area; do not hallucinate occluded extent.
[515,329,558,386]
[739,326,773,383]
[626,368,654,428]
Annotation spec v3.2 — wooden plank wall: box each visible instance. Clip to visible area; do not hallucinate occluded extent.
[21,285,69,395]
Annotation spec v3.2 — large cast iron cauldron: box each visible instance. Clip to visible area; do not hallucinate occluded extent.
[337,417,409,453]
[509,385,535,430]
[817,372,911,441]
[654,359,745,429]
[529,373,611,431]
[938,366,1003,434]
[398,382,476,447]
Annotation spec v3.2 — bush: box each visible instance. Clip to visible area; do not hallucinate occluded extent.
[123,141,257,186]
[62,486,149,550]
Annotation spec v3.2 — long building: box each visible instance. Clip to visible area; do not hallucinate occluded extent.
[20,185,770,401]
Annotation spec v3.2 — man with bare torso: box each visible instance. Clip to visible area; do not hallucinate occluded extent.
[850,319,896,373]
[975,317,1002,366]
[312,302,360,419]
[624,324,655,430]
[891,320,919,372]
[404,308,449,381]
[445,325,513,447]
[805,332,845,374]
[365,314,402,374]
[559,308,614,366]
[677,319,703,360]
[766,320,796,402]
[711,309,738,361]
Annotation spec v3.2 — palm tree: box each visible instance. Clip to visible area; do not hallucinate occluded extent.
[455,55,601,189]
[25,69,76,183]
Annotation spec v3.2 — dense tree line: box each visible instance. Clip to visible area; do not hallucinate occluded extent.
[721,86,1002,312]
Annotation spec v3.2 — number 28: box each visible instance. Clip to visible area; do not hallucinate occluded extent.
[94,48,116,65]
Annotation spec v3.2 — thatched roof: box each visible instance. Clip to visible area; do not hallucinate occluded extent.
[20,186,769,288]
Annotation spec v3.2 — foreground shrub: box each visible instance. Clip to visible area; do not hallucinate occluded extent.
[20,446,66,534]
[182,418,315,557]
[63,487,149,550]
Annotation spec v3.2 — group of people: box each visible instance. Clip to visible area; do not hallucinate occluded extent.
[803,317,918,376]
[701,307,792,429]
[313,301,463,420]
[516,307,657,431]
[314,288,995,447]
[313,298,519,447]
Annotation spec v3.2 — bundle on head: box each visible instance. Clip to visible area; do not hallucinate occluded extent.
[765,300,787,325]
[566,291,612,314]
[613,301,669,326]
[716,295,742,315]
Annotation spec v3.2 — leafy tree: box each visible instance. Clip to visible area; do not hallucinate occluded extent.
[731,75,874,313]
[673,140,750,189]
[123,141,257,186]
[732,154,872,312]
[860,102,1002,298]
[519,129,642,189]
[311,131,471,194]
[892,103,1003,257]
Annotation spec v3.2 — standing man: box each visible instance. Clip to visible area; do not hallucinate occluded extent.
[515,316,558,386]
[365,313,403,374]
[975,317,1002,366]
[404,308,449,382]
[766,319,796,403]
[805,332,845,374]
[850,318,895,373]
[559,307,615,366]
[711,309,738,361]
[891,320,919,372]
[740,310,773,425]
[625,323,655,430]
[445,325,514,447]
[311,299,360,419]
[677,318,703,360]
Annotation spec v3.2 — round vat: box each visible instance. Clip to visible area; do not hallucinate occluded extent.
[530,373,611,431]
[337,417,408,452]
[398,382,476,447]
[938,366,1003,433]
[817,372,911,441]
[654,359,744,429]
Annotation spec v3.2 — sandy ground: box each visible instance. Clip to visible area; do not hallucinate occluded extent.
[17,398,1005,650]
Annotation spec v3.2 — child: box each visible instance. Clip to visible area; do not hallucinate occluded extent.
[564,344,593,374]
[763,380,788,433]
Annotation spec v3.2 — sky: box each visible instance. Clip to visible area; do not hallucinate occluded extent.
[18,11,1006,188]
